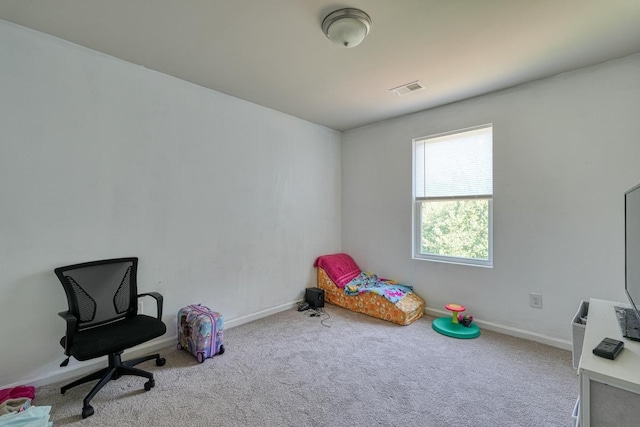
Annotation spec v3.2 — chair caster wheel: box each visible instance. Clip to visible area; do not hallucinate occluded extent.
[144,379,155,391]
[82,405,94,418]
[156,357,166,366]
[218,345,225,355]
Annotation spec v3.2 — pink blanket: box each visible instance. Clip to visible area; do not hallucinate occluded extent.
[314,253,361,289]
[0,386,35,405]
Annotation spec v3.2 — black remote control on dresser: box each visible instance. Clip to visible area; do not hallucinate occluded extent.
[593,337,624,360]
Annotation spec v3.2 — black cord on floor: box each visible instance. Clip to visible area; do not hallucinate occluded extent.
[313,307,331,328]
[296,303,330,327]
[320,308,331,328]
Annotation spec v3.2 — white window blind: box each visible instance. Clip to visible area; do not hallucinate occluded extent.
[415,125,493,199]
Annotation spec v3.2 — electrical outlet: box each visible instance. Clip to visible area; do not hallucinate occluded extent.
[529,293,543,309]
[138,301,143,314]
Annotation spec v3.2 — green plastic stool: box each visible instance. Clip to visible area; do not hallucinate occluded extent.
[432,303,480,339]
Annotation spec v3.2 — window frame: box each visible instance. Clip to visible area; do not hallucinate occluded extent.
[412,124,494,268]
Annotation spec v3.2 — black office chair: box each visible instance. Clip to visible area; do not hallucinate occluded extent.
[55,257,167,418]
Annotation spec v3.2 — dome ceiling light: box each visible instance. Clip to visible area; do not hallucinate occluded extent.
[322,8,372,48]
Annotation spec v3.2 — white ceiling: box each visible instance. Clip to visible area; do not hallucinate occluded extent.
[2,0,640,131]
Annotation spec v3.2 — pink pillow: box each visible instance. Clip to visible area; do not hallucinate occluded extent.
[314,253,361,289]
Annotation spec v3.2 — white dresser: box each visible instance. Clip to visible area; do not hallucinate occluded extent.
[578,298,640,426]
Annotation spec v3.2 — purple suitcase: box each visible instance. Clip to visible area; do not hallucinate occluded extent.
[177,304,225,363]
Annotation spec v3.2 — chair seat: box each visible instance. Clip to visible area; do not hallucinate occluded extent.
[61,315,166,361]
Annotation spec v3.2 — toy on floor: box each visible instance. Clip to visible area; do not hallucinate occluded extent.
[432,303,480,339]
[458,314,474,327]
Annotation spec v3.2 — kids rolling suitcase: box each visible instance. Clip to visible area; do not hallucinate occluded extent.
[177,304,225,363]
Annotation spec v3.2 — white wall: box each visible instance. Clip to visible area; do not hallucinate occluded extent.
[0,21,342,387]
[342,53,640,347]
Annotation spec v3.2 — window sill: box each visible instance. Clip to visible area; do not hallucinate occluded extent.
[412,255,493,269]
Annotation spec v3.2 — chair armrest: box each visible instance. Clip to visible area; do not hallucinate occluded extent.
[58,311,77,356]
[138,292,163,320]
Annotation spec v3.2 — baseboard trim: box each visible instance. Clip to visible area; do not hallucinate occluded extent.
[424,307,572,351]
[224,301,298,329]
[7,301,298,390]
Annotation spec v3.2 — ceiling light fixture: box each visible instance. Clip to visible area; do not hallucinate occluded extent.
[322,8,371,48]
[390,81,426,96]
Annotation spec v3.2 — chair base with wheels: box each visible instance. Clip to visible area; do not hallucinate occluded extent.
[61,351,166,419]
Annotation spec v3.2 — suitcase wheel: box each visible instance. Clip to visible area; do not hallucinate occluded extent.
[218,345,225,355]
[177,343,182,350]
[197,352,205,364]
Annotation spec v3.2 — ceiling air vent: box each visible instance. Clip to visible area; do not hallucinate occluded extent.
[390,80,425,96]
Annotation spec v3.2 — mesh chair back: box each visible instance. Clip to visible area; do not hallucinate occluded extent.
[55,258,138,330]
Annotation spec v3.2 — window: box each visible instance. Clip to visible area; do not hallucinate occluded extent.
[413,125,493,267]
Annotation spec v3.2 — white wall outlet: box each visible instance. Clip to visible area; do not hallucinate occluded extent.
[138,301,143,314]
[529,293,543,309]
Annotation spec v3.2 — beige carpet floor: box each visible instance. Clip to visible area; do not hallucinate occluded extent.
[35,305,578,426]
